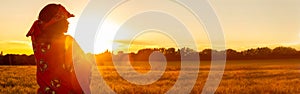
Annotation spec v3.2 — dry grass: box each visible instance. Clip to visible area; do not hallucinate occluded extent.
[1,59,300,93]
[0,66,37,94]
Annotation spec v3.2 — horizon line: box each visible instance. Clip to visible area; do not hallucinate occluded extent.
[1,46,299,55]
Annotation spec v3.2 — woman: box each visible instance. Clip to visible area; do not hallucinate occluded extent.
[26,4,91,94]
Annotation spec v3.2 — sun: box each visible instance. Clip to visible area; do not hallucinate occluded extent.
[66,17,120,54]
[94,19,120,54]
[67,6,132,54]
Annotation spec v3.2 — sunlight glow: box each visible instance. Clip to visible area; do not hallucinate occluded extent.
[129,31,177,53]
[2,1,300,54]
[66,18,78,36]
[93,0,205,54]
[94,19,120,54]
[298,32,300,39]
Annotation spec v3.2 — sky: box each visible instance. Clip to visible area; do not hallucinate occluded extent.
[0,0,300,55]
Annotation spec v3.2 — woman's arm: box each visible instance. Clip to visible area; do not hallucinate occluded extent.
[65,35,92,94]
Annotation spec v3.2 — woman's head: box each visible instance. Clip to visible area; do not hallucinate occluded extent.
[38,4,61,23]
[38,4,74,24]
[26,3,74,41]
[43,19,69,35]
[37,4,74,40]
[40,4,74,32]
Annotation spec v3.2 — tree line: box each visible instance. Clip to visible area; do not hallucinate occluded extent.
[95,46,300,63]
[0,46,299,65]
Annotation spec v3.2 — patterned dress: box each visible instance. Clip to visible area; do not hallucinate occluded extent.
[32,35,91,94]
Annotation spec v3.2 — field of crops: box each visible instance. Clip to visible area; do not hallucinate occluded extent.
[0,59,300,94]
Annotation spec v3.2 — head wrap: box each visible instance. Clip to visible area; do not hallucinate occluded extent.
[26,4,74,40]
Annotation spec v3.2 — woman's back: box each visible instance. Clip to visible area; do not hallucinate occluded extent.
[27,4,91,94]
[34,35,83,93]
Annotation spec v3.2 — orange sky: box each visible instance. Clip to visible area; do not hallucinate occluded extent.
[0,0,300,55]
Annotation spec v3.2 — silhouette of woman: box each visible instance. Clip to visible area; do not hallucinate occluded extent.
[26,4,91,94]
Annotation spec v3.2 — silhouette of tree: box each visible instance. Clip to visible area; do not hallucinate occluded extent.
[1,46,300,65]
[256,47,272,59]
[166,48,176,55]
[272,47,298,58]
[242,48,257,57]
[95,50,113,65]
[180,47,197,56]
[199,49,213,60]
[226,49,240,59]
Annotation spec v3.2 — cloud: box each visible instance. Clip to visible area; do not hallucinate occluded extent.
[0,40,33,54]
[113,40,154,46]
[290,44,300,50]
[0,41,31,47]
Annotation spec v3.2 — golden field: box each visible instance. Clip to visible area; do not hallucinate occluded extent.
[0,59,300,94]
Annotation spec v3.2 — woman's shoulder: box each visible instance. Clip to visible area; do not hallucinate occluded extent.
[52,35,75,45]
[53,35,74,40]
[63,35,73,39]
[57,35,74,42]
[64,35,75,44]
